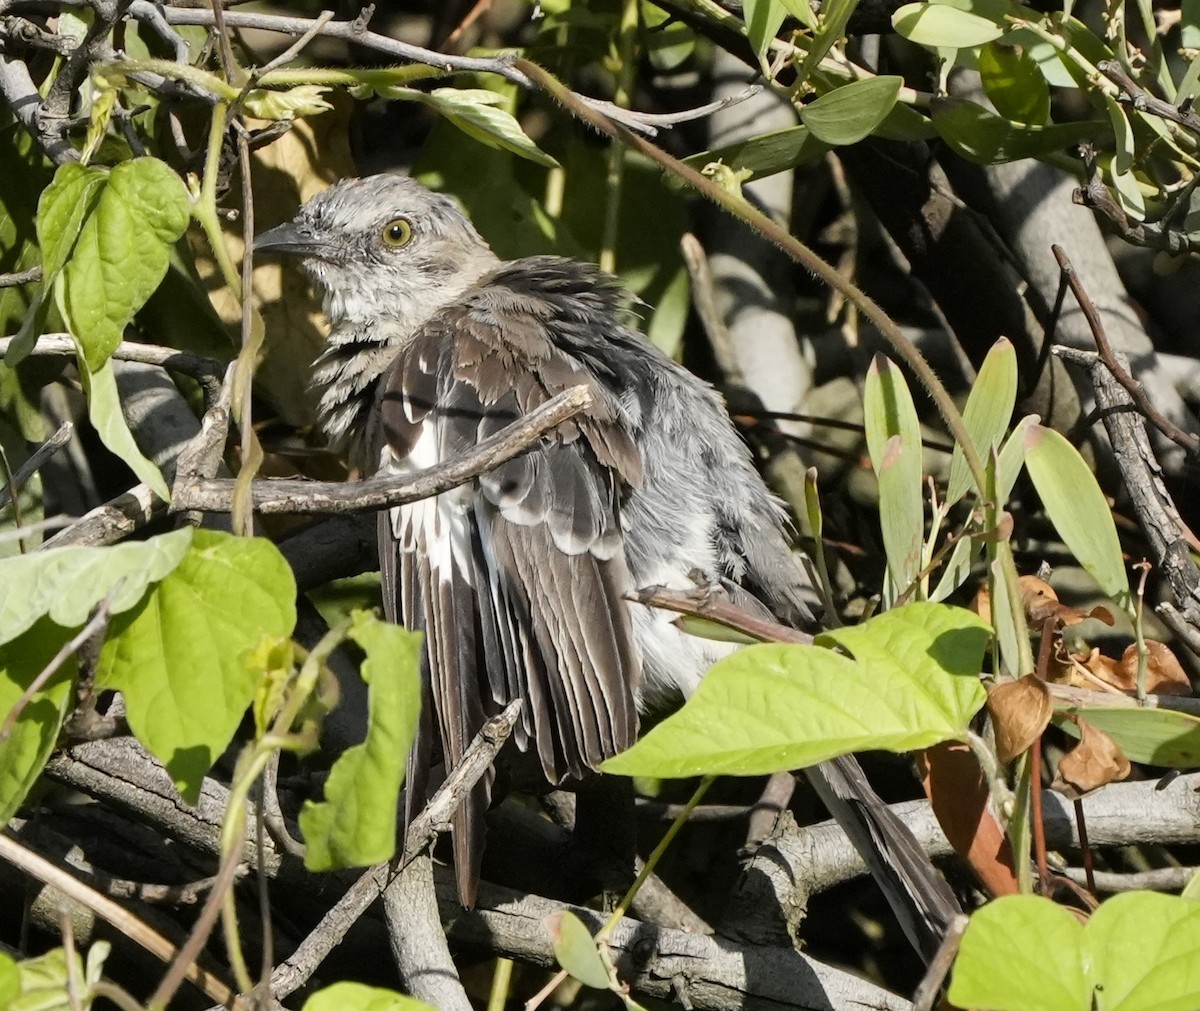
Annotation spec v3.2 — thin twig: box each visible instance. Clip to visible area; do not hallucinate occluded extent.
[256,9,334,75]
[147,831,247,1010]
[0,422,72,513]
[1100,59,1200,136]
[630,585,813,644]
[118,4,753,135]
[172,384,594,514]
[1074,798,1095,895]
[1059,864,1197,893]
[0,833,236,1006]
[1052,245,1199,455]
[270,701,522,998]
[0,265,41,287]
[911,914,968,1011]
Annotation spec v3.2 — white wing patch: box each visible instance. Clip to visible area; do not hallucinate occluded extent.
[385,423,476,597]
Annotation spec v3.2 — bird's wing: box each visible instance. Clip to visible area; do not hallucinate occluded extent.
[376,281,643,906]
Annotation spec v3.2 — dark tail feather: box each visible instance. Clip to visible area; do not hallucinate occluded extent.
[805,755,962,964]
[452,769,493,908]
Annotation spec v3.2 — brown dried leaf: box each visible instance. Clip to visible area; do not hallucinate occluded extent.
[986,674,1053,763]
[1119,640,1192,696]
[1052,718,1131,799]
[1018,575,1113,627]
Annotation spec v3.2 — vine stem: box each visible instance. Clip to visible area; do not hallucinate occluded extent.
[512,59,991,500]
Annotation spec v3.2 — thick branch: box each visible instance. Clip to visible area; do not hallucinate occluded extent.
[440,873,913,1011]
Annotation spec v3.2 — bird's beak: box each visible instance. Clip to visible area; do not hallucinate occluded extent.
[253,221,336,259]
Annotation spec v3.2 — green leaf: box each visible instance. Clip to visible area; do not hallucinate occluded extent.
[743,0,788,57]
[1056,707,1200,767]
[930,524,984,603]
[0,619,78,822]
[641,1,697,69]
[863,355,924,602]
[95,530,296,802]
[0,953,19,1005]
[602,603,989,777]
[1024,424,1129,611]
[10,947,82,1011]
[949,895,1088,1011]
[300,611,421,870]
[0,526,192,646]
[0,125,54,365]
[393,88,559,168]
[56,158,190,371]
[892,1,1004,47]
[980,42,1051,125]
[950,893,1200,1011]
[799,0,861,82]
[6,162,105,367]
[997,413,1038,503]
[931,96,1099,164]
[549,910,612,990]
[79,358,170,500]
[800,77,903,146]
[946,337,1017,506]
[37,162,107,281]
[873,101,939,142]
[679,125,830,183]
[301,982,434,1011]
[778,0,816,29]
[1089,892,1200,1010]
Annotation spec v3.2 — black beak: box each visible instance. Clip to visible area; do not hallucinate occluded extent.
[253,221,335,259]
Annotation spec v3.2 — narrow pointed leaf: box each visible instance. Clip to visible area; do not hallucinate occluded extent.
[800,0,861,81]
[743,0,788,57]
[79,358,170,500]
[1056,706,1200,767]
[931,97,1098,164]
[864,355,924,601]
[549,911,612,990]
[800,77,903,146]
[893,1,1004,46]
[946,337,1017,506]
[1024,424,1129,610]
[392,88,559,168]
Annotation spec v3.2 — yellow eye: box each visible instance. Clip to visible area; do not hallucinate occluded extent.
[381,217,412,247]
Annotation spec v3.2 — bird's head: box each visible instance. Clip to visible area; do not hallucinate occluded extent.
[254,174,499,332]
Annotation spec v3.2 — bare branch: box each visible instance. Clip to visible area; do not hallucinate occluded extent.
[0,334,225,403]
[442,873,913,1011]
[41,483,164,549]
[0,53,77,163]
[0,265,42,288]
[0,422,72,512]
[171,384,594,515]
[270,702,522,999]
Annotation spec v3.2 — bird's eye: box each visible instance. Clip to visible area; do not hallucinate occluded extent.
[381,217,413,248]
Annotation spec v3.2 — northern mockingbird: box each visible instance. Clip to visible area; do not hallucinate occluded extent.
[256,174,819,906]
